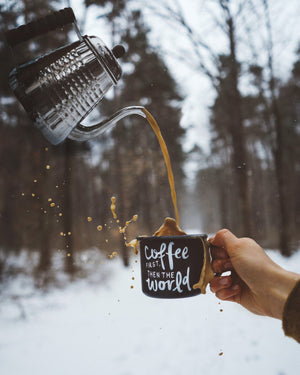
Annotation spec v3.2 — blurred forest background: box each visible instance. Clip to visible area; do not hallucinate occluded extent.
[0,0,299,287]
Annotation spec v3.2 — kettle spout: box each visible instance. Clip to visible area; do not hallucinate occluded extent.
[68,106,146,142]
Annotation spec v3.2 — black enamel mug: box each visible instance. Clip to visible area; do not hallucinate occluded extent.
[137,235,209,299]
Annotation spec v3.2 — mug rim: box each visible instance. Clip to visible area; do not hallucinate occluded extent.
[137,234,207,240]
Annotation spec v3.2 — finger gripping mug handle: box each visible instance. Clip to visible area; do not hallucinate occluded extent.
[5,8,76,47]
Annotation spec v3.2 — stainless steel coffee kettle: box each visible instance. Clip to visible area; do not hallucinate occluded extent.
[5,8,145,145]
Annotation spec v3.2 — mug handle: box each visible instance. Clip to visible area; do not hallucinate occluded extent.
[193,237,215,294]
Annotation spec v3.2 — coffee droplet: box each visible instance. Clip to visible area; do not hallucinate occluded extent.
[110,196,117,219]
[50,202,55,207]
[46,165,50,170]
[126,239,138,255]
[87,216,92,222]
[97,225,103,231]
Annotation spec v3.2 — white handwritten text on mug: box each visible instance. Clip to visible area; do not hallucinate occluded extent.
[144,242,191,293]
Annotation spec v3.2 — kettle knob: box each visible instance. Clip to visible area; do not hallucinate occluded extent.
[112,45,126,59]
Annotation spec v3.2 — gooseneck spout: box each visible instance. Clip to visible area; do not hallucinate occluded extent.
[68,106,146,142]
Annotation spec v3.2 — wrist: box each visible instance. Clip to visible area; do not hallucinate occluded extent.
[269,266,300,320]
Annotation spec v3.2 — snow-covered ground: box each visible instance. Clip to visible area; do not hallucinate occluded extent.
[0,248,299,375]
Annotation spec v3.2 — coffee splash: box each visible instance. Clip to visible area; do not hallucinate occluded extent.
[153,217,186,236]
[110,196,139,254]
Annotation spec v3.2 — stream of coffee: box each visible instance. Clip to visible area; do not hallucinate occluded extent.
[142,108,180,226]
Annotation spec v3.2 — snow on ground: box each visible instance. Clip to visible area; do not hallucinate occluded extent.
[0,249,300,375]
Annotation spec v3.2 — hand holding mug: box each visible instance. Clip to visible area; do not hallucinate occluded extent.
[209,229,300,319]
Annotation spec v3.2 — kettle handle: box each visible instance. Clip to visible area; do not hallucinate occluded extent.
[5,8,76,47]
[68,106,146,142]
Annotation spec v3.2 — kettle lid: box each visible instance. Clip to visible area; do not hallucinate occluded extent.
[85,36,125,84]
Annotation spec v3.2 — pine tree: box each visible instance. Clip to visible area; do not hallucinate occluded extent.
[205,54,245,233]
[276,51,300,252]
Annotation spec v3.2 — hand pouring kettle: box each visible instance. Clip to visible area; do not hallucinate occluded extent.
[5,7,145,145]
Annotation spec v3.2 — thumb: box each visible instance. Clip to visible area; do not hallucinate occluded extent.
[210,229,238,256]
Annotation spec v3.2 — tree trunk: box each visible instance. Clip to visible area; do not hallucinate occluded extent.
[114,138,129,267]
[262,0,291,255]
[272,95,291,255]
[36,145,53,287]
[64,139,75,274]
[227,17,252,237]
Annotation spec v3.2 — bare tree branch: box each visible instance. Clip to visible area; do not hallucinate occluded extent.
[142,0,221,88]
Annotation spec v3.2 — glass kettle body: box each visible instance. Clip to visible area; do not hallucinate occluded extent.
[5,8,145,145]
